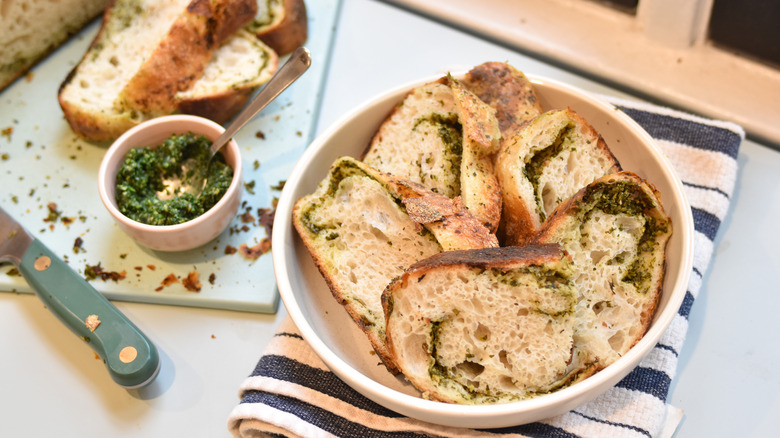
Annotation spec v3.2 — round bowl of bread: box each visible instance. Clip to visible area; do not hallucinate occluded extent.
[272,62,694,428]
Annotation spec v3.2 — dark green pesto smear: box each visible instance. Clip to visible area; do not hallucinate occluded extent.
[492,267,576,317]
[427,318,500,402]
[580,181,670,293]
[524,123,574,221]
[247,0,278,29]
[299,159,372,236]
[115,132,233,226]
[413,113,463,196]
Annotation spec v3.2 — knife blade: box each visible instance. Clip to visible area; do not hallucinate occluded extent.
[0,205,160,388]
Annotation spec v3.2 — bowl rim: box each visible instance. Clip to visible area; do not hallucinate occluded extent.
[97,114,243,232]
[272,73,695,424]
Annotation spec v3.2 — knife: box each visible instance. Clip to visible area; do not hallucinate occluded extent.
[0,205,160,388]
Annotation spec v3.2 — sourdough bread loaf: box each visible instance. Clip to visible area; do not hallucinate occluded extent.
[383,244,595,404]
[293,157,498,373]
[58,0,259,141]
[533,171,672,367]
[0,0,110,92]
[496,108,621,246]
[362,76,502,232]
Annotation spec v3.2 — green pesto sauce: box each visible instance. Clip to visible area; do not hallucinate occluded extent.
[299,160,371,236]
[413,113,463,196]
[427,318,502,403]
[247,0,279,29]
[492,265,570,290]
[524,123,574,221]
[580,181,670,293]
[492,267,576,317]
[115,132,233,226]
[106,0,144,33]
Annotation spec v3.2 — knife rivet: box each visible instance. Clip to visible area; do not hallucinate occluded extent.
[34,256,51,271]
[119,346,138,364]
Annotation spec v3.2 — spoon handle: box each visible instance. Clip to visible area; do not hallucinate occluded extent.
[210,46,312,156]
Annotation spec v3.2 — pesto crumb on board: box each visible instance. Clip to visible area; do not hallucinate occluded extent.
[115,132,234,226]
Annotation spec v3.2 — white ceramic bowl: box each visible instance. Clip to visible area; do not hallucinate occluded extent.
[272,74,694,428]
[98,115,243,252]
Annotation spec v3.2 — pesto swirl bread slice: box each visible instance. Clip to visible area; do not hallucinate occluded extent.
[496,108,621,246]
[0,0,110,92]
[532,172,672,368]
[115,0,258,115]
[58,0,258,141]
[383,244,596,404]
[362,76,502,233]
[175,29,279,124]
[461,62,544,140]
[293,157,498,373]
[246,0,308,56]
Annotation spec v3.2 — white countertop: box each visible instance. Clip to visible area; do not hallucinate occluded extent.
[2,1,779,436]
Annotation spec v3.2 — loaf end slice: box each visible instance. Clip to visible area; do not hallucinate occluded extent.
[461,62,543,139]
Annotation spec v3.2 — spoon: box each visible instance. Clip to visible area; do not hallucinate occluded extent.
[160,46,312,199]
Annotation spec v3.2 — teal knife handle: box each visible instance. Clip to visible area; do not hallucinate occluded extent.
[18,239,160,388]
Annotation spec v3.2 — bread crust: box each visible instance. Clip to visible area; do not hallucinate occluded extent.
[391,243,567,276]
[178,87,253,124]
[119,14,213,115]
[250,0,308,55]
[462,62,543,139]
[212,0,260,44]
[362,157,499,250]
[56,94,138,142]
[449,78,503,233]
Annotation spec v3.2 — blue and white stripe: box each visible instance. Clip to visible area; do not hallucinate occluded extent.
[228,97,744,438]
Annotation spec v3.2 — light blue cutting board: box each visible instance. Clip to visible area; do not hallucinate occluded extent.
[0,0,341,313]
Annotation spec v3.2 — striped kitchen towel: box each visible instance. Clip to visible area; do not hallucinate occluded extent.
[227,96,744,438]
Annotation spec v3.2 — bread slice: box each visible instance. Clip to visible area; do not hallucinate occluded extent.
[293,157,498,373]
[175,30,279,124]
[496,108,621,246]
[533,171,672,367]
[0,0,110,92]
[362,76,502,232]
[383,244,596,404]
[461,62,544,140]
[246,0,308,56]
[58,0,258,141]
[116,0,257,115]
